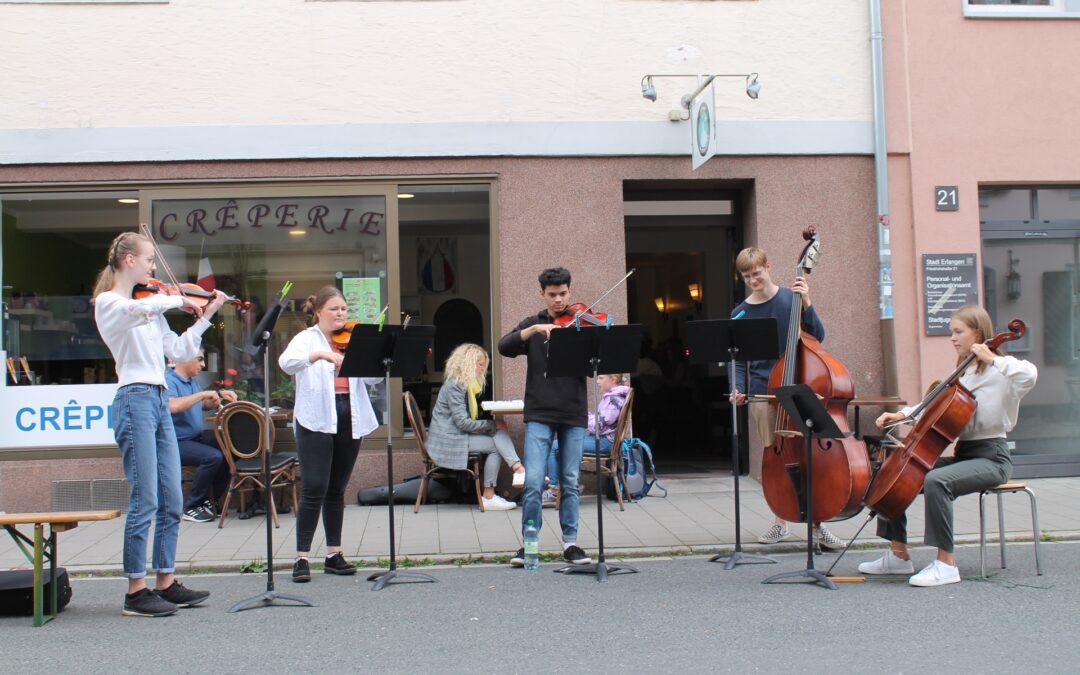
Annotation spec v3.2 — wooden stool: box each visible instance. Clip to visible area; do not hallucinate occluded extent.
[978,482,1042,577]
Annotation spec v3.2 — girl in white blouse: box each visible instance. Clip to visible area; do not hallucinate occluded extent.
[859,305,1037,587]
[93,231,227,617]
[279,286,380,582]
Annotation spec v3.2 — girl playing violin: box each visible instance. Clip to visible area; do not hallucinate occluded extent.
[93,231,228,617]
[279,286,382,583]
[860,305,1037,586]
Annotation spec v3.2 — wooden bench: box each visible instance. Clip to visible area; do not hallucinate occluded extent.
[1,510,120,626]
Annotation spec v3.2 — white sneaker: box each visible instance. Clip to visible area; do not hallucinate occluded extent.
[857,551,915,575]
[481,495,516,511]
[757,524,792,544]
[908,560,961,587]
[511,471,526,488]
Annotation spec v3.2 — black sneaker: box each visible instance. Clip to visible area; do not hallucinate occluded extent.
[324,552,357,576]
[154,581,209,608]
[181,506,213,523]
[201,500,217,517]
[123,588,178,617]
[292,558,311,583]
[509,548,525,568]
[563,545,592,565]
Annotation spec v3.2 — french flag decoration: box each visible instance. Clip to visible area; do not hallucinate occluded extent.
[196,238,215,292]
[421,243,455,293]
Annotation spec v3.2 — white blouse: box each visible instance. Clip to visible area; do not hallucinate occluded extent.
[278,325,381,438]
[94,291,210,387]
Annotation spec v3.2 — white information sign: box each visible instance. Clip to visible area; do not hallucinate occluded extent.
[0,384,119,449]
[690,81,718,171]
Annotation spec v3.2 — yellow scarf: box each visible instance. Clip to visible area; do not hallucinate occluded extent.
[467,380,482,420]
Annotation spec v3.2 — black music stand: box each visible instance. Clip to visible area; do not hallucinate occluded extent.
[230,288,316,612]
[547,324,642,582]
[340,322,436,591]
[687,318,779,570]
[761,383,848,590]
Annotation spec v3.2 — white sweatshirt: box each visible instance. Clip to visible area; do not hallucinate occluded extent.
[902,355,1038,441]
[94,291,210,387]
[278,325,382,438]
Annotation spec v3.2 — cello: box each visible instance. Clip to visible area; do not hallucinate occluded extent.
[760,227,872,523]
[863,319,1026,521]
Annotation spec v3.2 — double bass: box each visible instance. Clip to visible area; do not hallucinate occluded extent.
[760,227,872,523]
[863,319,1026,521]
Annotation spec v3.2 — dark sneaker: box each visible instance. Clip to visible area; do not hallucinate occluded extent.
[201,500,217,517]
[182,506,214,523]
[324,552,357,576]
[563,545,592,565]
[154,581,209,608]
[123,588,178,617]
[509,548,525,568]
[292,558,311,583]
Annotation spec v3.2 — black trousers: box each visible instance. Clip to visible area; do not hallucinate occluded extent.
[295,395,362,553]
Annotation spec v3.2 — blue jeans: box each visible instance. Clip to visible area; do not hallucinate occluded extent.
[546,435,614,488]
[113,384,183,579]
[523,422,585,544]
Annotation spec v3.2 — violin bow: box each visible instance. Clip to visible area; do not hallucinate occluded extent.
[579,268,636,318]
[139,222,184,290]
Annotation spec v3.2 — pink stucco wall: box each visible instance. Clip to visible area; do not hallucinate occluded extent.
[883,1,1080,403]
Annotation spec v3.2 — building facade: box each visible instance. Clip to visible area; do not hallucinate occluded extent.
[0,0,885,511]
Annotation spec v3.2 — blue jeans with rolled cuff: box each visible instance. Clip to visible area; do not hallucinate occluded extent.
[113,383,183,579]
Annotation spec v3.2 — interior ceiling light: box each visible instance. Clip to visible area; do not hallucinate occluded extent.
[397,193,415,199]
[117,198,139,204]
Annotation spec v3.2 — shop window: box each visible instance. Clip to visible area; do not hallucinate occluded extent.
[2,192,139,386]
[980,185,1080,476]
[149,194,389,415]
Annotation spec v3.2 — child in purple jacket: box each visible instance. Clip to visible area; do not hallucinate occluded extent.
[543,373,629,505]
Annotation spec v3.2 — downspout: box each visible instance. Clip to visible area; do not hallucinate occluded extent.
[870,0,899,397]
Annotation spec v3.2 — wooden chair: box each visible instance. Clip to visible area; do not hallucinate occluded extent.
[579,388,635,512]
[213,400,299,528]
[403,391,485,513]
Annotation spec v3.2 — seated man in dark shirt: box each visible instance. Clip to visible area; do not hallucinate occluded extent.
[166,351,236,523]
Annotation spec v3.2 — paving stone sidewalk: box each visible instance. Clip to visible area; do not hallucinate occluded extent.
[3,476,1077,574]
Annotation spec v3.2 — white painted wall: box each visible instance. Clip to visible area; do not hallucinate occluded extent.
[1,0,871,130]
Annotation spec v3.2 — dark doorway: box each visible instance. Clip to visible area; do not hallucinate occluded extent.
[623,180,747,474]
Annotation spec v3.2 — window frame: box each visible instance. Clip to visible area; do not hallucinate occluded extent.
[963,0,1080,19]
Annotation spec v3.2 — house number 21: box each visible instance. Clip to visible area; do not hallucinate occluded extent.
[935,186,959,211]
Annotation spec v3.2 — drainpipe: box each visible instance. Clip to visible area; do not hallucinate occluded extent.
[870,0,898,397]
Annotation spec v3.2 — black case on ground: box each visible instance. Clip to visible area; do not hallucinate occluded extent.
[0,568,73,616]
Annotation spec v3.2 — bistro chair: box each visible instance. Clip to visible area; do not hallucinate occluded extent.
[579,388,635,512]
[213,400,299,528]
[403,391,485,513]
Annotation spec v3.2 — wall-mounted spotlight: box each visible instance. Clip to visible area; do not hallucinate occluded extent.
[641,76,657,102]
[654,296,668,318]
[640,72,761,118]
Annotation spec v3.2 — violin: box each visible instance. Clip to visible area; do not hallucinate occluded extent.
[329,305,396,348]
[135,223,252,313]
[133,277,251,312]
[551,269,635,330]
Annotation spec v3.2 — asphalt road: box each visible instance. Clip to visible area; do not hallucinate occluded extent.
[3,541,1077,674]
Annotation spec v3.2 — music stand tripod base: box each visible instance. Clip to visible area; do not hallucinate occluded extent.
[366,568,438,591]
[229,589,318,613]
[761,567,838,590]
[710,549,777,570]
[555,560,638,581]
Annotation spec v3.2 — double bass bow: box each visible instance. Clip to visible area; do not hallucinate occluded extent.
[760,227,872,524]
[863,319,1027,521]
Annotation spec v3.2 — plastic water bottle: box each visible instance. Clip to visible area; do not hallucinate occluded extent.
[524,520,540,570]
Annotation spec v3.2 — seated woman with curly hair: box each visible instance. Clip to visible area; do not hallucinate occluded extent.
[426,343,526,511]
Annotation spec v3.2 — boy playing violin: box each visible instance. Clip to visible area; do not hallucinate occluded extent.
[498,267,592,567]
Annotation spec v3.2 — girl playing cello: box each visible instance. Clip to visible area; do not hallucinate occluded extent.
[858,305,1037,586]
